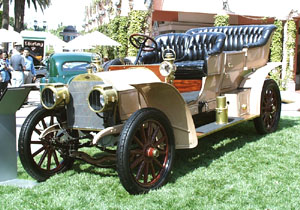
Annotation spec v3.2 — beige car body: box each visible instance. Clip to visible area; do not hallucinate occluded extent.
[72,40,280,149]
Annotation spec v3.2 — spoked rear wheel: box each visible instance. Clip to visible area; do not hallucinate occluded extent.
[18,106,76,181]
[254,79,281,134]
[117,108,175,194]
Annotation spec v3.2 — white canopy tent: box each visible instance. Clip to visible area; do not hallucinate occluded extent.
[65,31,120,50]
[0,28,23,44]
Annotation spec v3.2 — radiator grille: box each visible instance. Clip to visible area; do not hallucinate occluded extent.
[67,81,105,130]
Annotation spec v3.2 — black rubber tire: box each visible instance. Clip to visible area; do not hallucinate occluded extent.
[117,108,175,194]
[254,79,281,134]
[103,58,133,71]
[18,106,74,181]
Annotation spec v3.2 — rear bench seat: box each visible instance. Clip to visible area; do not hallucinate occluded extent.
[140,32,226,79]
[186,25,277,69]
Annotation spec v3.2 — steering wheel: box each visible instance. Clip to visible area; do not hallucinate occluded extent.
[129,33,158,65]
[129,33,158,52]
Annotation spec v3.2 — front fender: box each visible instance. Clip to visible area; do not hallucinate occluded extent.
[239,62,281,115]
[132,82,198,149]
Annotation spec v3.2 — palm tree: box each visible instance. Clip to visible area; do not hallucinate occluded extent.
[1,0,9,29]
[14,0,51,32]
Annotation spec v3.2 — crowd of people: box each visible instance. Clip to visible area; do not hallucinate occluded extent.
[0,45,36,98]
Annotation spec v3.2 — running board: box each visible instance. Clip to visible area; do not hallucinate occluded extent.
[195,115,257,139]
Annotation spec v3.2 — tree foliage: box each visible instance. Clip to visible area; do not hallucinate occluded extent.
[14,0,51,32]
[127,10,150,56]
[269,19,283,88]
[214,14,229,26]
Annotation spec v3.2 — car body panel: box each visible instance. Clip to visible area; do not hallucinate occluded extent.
[239,62,282,116]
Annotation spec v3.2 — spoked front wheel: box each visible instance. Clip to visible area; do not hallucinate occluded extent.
[117,108,175,194]
[18,106,76,181]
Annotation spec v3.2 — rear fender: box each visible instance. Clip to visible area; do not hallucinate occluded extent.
[132,82,198,149]
[239,62,281,115]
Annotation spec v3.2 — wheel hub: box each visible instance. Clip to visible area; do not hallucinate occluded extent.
[146,147,159,158]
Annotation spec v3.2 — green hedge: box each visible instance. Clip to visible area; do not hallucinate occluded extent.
[91,10,149,59]
[269,19,283,88]
[127,10,149,56]
[214,14,229,26]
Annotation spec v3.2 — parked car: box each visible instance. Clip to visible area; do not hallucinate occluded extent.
[35,52,94,87]
[19,25,281,195]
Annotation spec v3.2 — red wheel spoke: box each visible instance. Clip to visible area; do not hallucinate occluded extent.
[30,140,43,145]
[136,161,145,180]
[143,162,149,184]
[130,149,143,155]
[158,150,166,155]
[153,158,163,169]
[151,126,160,144]
[130,155,144,169]
[37,150,48,167]
[41,119,47,129]
[50,115,54,125]
[150,161,156,180]
[147,122,153,143]
[33,128,41,135]
[153,136,166,148]
[53,151,60,167]
[133,136,144,148]
[32,146,46,157]
[139,125,147,143]
[47,149,53,170]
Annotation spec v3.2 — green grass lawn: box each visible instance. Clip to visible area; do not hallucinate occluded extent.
[1,117,300,210]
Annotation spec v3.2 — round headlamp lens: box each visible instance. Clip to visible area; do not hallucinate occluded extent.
[41,88,56,108]
[159,61,172,76]
[89,89,104,112]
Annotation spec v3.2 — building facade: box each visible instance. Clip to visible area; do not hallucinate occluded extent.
[83,0,300,90]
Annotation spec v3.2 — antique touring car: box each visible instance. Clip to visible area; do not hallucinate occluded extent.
[19,25,281,194]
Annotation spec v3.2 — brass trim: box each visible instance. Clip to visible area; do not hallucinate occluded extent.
[72,73,103,82]
[87,85,118,113]
[41,84,70,110]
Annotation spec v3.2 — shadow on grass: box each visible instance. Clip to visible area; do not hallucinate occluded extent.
[70,163,118,178]
[70,151,118,177]
[17,117,298,183]
[67,117,299,181]
[169,117,300,183]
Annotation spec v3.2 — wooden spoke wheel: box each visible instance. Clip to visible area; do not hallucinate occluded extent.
[254,79,281,134]
[18,106,75,181]
[117,108,175,194]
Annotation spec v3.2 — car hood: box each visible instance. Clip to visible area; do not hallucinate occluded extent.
[72,67,161,91]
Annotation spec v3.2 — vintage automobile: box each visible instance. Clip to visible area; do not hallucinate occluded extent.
[36,52,94,87]
[19,25,281,194]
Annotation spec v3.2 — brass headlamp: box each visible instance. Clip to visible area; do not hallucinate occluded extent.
[159,48,176,84]
[41,84,70,110]
[88,84,118,113]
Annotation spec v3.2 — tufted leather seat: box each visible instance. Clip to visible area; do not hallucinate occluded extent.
[186,25,276,51]
[140,32,226,79]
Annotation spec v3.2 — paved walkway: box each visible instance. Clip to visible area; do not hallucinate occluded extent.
[280,91,300,117]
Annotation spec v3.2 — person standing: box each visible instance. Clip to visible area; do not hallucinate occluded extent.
[0,51,12,96]
[23,47,36,84]
[10,45,25,87]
